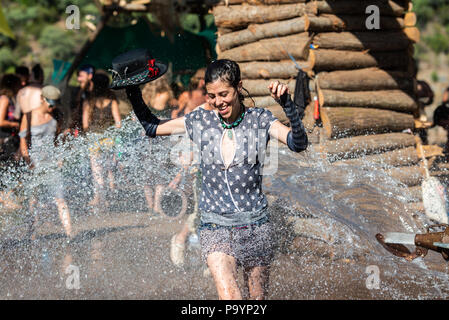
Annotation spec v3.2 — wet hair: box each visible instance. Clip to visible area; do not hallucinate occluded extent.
[205,59,241,88]
[205,59,253,105]
[0,74,22,97]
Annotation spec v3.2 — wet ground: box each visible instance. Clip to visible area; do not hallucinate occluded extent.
[1,206,448,300]
[1,137,449,300]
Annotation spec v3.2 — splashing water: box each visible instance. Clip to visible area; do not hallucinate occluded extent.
[0,118,448,299]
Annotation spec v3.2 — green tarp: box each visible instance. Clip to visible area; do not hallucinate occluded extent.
[80,19,216,85]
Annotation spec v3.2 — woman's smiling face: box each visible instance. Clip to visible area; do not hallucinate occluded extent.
[206,79,242,121]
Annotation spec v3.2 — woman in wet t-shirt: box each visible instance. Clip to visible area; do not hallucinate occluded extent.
[123,56,308,300]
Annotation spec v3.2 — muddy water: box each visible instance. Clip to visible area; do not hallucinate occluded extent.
[0,119,448,299]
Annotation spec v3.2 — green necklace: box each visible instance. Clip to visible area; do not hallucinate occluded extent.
[219,108,245,139]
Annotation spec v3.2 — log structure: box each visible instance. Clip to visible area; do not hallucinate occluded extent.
[212,0,443,213]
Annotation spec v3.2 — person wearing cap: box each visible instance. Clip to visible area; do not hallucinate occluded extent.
[19,85,73,240]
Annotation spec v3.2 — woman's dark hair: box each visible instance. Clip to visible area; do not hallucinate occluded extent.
[30,64,44,84]
[88,73,116,113]
[433,102,449,127]
[15,66,29,78]
[0,74,22,97]
[91,73,116,102]
[205,59,241,88]
[205,59,253,105]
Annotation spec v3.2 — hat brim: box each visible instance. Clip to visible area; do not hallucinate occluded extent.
[109,62,168,90]
[44,98,59,106]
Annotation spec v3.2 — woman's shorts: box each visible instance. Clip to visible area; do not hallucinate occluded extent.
[199,218,274,268]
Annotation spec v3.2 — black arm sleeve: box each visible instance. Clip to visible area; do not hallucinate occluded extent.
[280,93,308,152]
[125,86,160,138]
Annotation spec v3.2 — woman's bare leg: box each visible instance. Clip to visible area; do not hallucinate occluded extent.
[207,252,242,300]
[143,185,153,212]
[26,197,38,240]
[153,185,164,215]
[0,190,21,210]
[89,155,104,206]
[55,198,72,239]
[243,266,270,300]
[107,170,115,191]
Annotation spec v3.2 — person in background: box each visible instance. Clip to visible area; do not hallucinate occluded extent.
[416,80,435,144]
[417,80,434,110]
[15,66,30,88]
[13,65,30,119]
[0,74,22,162]
[171,68,207,119]
[82,72,121,207]
[141,73,177,118]
[170,101,213,267]
[140,74,180,214]
[16,64,44,116]
[70,64,95,133]
[443,86,449,104]
[19,85,73,239]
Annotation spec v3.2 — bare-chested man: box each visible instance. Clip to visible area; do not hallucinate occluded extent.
[16,64,44,116]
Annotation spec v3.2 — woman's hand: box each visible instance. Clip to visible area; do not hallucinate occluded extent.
[268,81,290,105]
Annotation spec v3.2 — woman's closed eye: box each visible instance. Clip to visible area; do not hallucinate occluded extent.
[208,91,229,99]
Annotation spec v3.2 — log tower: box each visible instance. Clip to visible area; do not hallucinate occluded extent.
[212,0,446,214]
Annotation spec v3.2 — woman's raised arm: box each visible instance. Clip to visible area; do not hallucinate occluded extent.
[268,81,308,152]
[125,86,186,137]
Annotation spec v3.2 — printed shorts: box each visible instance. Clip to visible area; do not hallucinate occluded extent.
[199,219,274,268]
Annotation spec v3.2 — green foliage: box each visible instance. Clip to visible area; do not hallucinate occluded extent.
[414,0,449,26]
[413,0,449,59]
[38,25,79,61]
[431,70,439,82]
[179,14,201,34]
[424,28,449,54]
[0,47,15,71]
[0,0,99,74]
[0,1,217,76]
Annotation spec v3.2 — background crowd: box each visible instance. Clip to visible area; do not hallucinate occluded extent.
[0,63,208,242]
[0,62,207,164]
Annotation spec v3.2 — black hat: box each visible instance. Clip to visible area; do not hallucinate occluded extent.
[109,48,167,90]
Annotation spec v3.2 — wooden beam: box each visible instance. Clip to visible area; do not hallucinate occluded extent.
[320,132,416,160]
[320,107,415,139]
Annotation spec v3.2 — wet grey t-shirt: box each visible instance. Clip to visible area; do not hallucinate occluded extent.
[184,107,278,226]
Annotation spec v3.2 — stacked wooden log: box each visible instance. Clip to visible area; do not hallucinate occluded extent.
[214,0,316,125]
[304,0,436,209]
[212,1,445,214]
[310,2,420,140]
